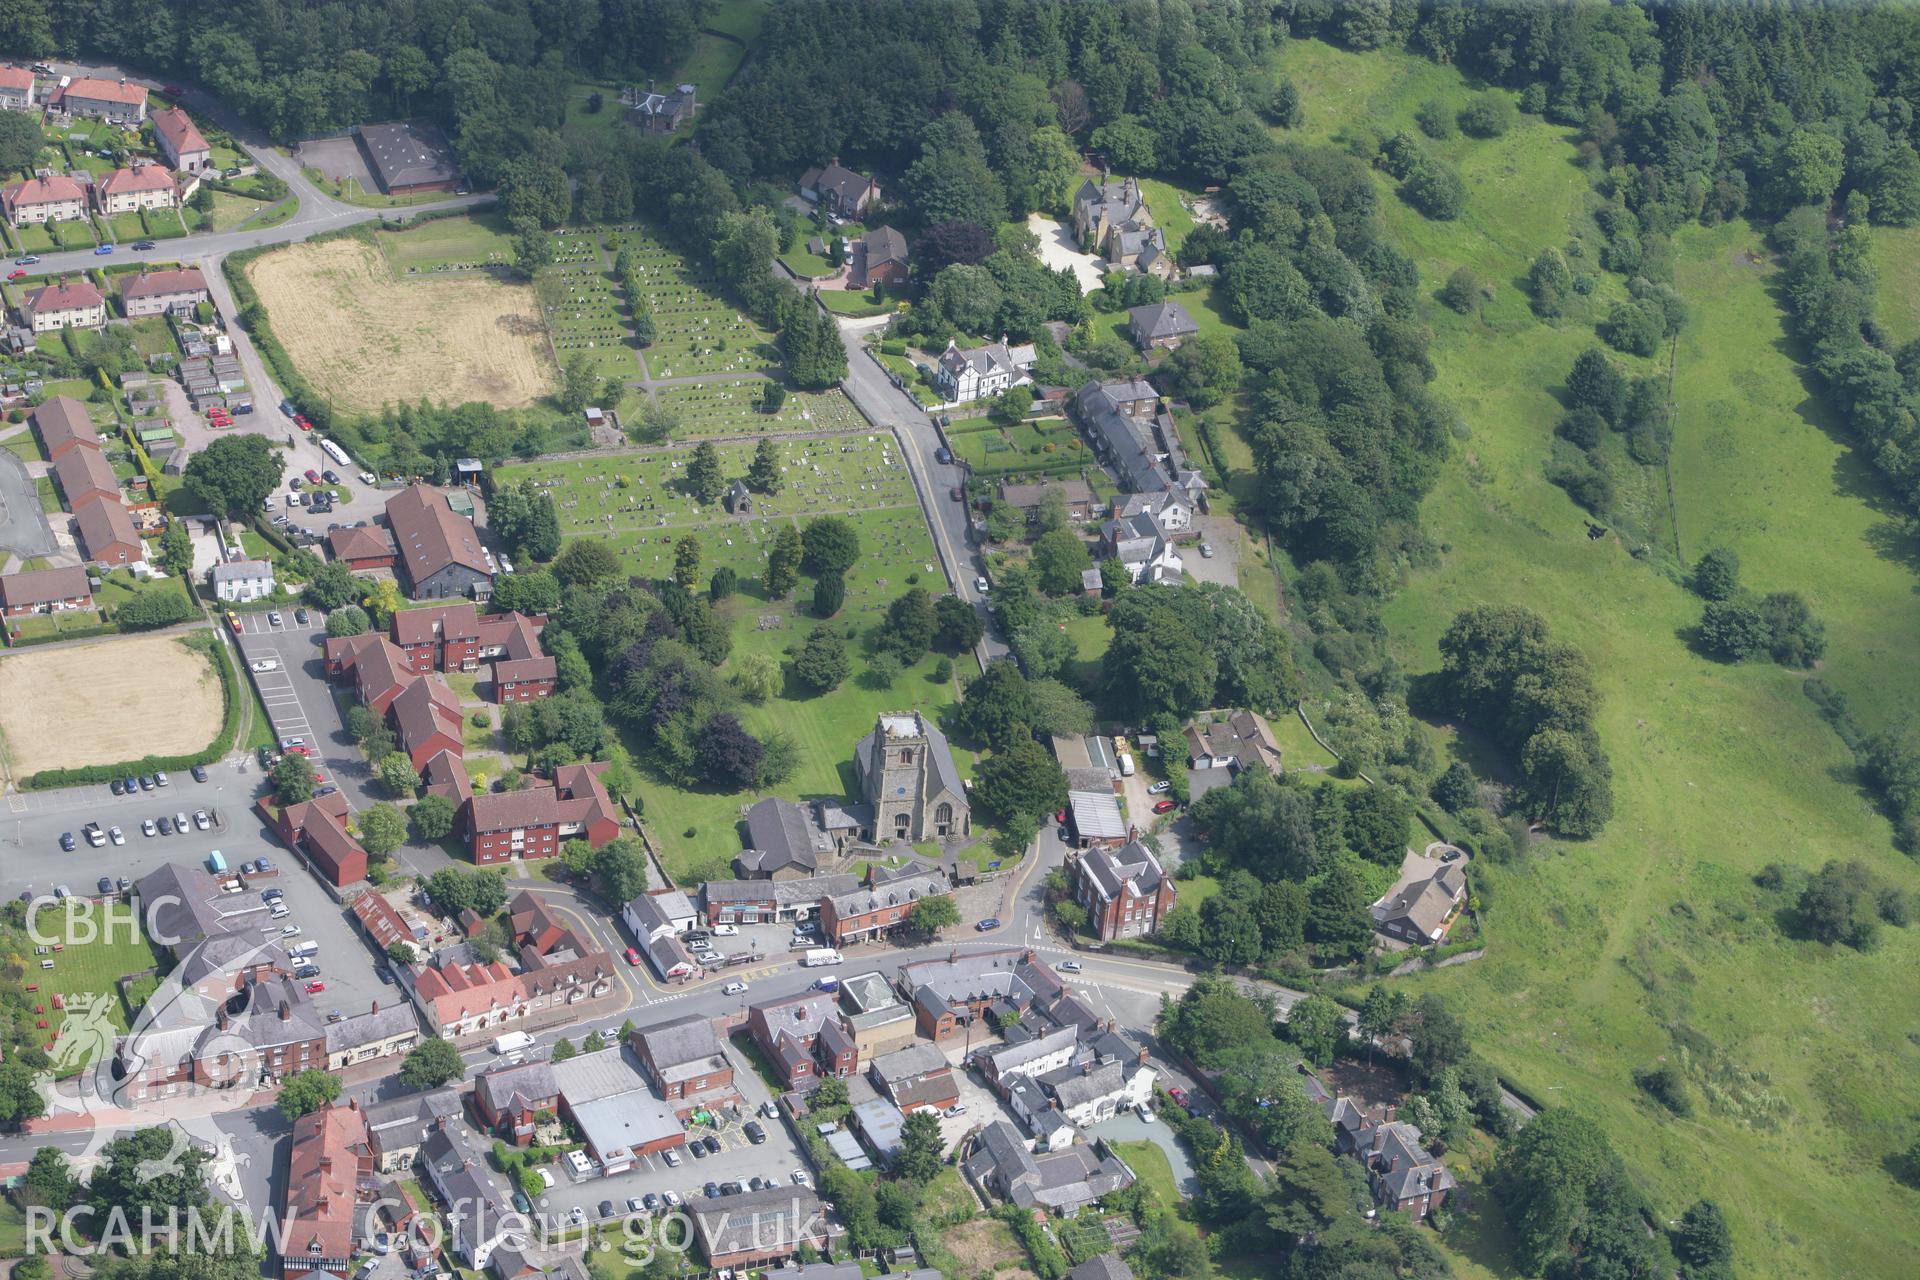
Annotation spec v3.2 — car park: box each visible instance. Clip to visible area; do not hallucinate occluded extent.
[251,658,280,672]
[702,1135,720,1155]
[155,771,169,787]
[295,608,310,625]
[157,817,173,835]
[662,1150,680,1167]
[711,924,739,936]
[55,884,70,899]
[689,1140,706,1159]
[268,611,283,627]
[174,811,189,831]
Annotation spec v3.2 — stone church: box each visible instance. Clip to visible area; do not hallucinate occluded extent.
[852,712,971,843]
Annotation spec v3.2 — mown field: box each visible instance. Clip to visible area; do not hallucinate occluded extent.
[1269,37,1920,1280]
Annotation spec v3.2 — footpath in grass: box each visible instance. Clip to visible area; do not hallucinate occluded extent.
[1260,37,1920,1280]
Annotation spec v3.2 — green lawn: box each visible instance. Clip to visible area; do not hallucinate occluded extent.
[1110,1139,1182,1207]
[190,190,262,233]
[379,210,517,272]
[1871,223,1920,345]
[33,899,170,1037]
[1136,177,1200,255]
[127,315,175,359]
[1261,35,1920,1280]
[817,288,896,317]
[50,218,96,249]
[15,222,57,252]
[2,428,46,463]
[248,197,299,229]
[107,211,146,243]
[142,206,190,239]
[779,243,836,278]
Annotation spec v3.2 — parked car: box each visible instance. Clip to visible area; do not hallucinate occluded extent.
[138,774,154,790]
[94,244,113,255]
[1197,541,1215,558]
[304,980,324,993]
[191,764,209,783]
[108,826,125,845]
[15,254,40,265]
[568,1207,584,1227]
[117,877,131,892]
[1147,780,1171,794]
[662,1150,680,1167]
[597,1201,614,1221]
[976,917,1001,931]
[710,924,739,936]
[722,981,748,995]
[321,469,340,484]
[689,1141,706,1160]
[703,1181,719,1200]
[193,811,211,830]
[295,608,310,625]
[59,832,75,852]
[132,239,156,251]
[251,658,280,672]
[5,269,23,281]
[975,576,990,593]
[111,778,125,795]
[743,1121,766,1144]
[295,965,320,979]
[174,811,188,831]
[1152,799,1177,814]
[158,817,174,835]
[1059,959,1082,973]
[1135,1102,1154,1121]
[791,1170,809,1186]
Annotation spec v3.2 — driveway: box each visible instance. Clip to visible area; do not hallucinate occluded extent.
[1181,513,1242,588]
[0,444,55,561]
[1027,214,1105,294]
[1086,1110,1198,1198]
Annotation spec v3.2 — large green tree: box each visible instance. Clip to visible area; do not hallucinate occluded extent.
[972,736,1067,837]
[183,434,283,519]
[398,1039,463,1090]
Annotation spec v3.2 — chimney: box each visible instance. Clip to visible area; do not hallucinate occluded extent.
[318,1155,332,1173]
[1372,1128,1386,1155]
[348,1098,358,1112]
[280,1001,292,1022]
[1383,1103,1396,1122]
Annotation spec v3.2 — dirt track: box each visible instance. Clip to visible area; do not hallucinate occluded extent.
[247,238,555,414]
[0,633,223,775]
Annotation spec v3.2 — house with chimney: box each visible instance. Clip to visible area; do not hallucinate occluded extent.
[1372,861,1468,947]
[1311,1074,1455,1218]
[387,601,555,700]
[798,162,881,217]
[121,267,210,317]
[0,565,92,618]
[325,523,397,571]
[398,889,618,1039]
[895,948,1070,1043]
[4,173,85,225]
[1067,839,1176,941]
[56,77,148,123]
[279,1101,376,1279]
[94,163,179,214]
[691,1185,837,1269]
[19,279,106,332]
[931,336,1036,405]
[818,863,950,946]
[276,792,369,887]
[747,989,859,1089]
[869,1042,959,1114]
[420,1121,525,1267]
[632,1014,737,1114]
[362,1088,462,1173]
[151,106,212,172]
[962,1120,1134,1218]
[389,675,465,772]
[1127,301,1199,352]
[859,225,909,287]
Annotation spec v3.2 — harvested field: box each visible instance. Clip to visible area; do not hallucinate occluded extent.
[0,633,223,775]
[246,237,553,414]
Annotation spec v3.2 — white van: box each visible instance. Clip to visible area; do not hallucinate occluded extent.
[492,1030,536,1055]
[1118,752,1136,777]
[289,941,320,959]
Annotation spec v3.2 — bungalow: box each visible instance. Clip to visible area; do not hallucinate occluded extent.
[0,565,92,617]
[211,558,275,603]
[94,163,178,214]
[798,162,881,217]
[324,523,397,571]
[20,280,107,333]
[0,66,34,112]
[72,494,143,566]
[121,268,210,317]
[151,106,212,172]
[998,477,1097,524]
[962,1121,1133,1217]
[2,174,85,225]
[932,337,1036,404]
[57,77,148,123]
[33,395,100,460]
[1127,301,1199,351]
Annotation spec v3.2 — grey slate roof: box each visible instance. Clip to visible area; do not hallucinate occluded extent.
[638,1014,729,1085]
[364,1087,462,1155]
[474,1059,558,1114]
[853,711,967,805]
[1079,839,1165,901]
[824,870,949,920]
[703,873,859,905]
[1128,301,1198,341]
[324,1001,420,1054]
[1068,1257,1136,1280]
[742,796,827,876]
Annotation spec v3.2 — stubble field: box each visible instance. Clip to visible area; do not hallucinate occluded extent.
[246,237,555,413]
[0,633,223,774]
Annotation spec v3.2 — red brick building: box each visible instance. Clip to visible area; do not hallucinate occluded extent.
[632,1015,735,1107]
[467,763,620,864]
[0,565,92,618]
[281,1102,375,1279]
[276,793,369,887]
[388,675,464,772]
[389,603,555,701]
[746,991,858,1089]
[1068,839,1176,941]
[324,524,396,571]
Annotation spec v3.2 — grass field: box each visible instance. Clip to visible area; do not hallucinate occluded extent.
[1260,36,1920,1280]
[249,234,553,413]
[1871,223,1920,345]
[497,434,959,883]
[0,632,224,775]
[377,212,517,273]
[541,232,638,379]
[1110,1138,1183,1206]
[1136,178,1201,255]
[649,381,866,437]
[32,899,168,1037]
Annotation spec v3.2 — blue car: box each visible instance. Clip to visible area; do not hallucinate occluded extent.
[976,917,1001,931]
[94,244,114,255]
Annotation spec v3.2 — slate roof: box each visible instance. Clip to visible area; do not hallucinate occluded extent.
[137,862,266,949]
[1078,839,1165,901]
[363,1087,462,1156]
[703,873,858,905]
[637,1014,729,1085]
[741,796,827,876]
[801,162,877,205]
[864,225,907,267]
[824,870,949,921]
[325,1001,420,1054]
[1128,301,1199,341]
[386,483,489,584]
[1067,1257,1136,1280]
[357,120,457,190]
[475,1060,559,1114]
[690,1185,830,1261]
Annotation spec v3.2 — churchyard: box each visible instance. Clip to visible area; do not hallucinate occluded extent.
[541,232,637,380]
[611,226,780,378]
[650,380,866,438]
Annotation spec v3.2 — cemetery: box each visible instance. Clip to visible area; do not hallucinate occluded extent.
[541,231,637,379]
[649,380,866,438]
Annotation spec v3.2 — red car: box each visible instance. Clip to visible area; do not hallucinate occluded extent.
[6,269,23,281]
[304,980,324,994]
[624,946,642,966]
[161,84,183,97]
[286,744,312,756]
[1152,799,1177,814]
[295,415,313,431]
[1169,1086,1188,1106]
[304,468,320,484]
